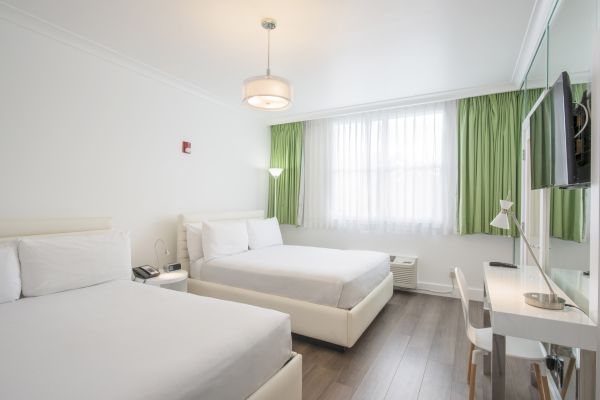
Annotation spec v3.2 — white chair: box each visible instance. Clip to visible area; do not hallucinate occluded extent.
[454,267,550,400]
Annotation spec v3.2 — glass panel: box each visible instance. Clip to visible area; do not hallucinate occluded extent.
[546,0,594,318]
[547,0,595,86]
[526,29,549,91]
[520,30,548,266]
[522,29,548,123]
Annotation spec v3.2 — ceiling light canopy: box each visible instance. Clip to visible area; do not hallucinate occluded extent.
[243,18,292,111]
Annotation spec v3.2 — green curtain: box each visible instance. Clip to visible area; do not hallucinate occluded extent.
[458,91,523,237]
[458,86,586,242]
[268,122,303,225]
[529,88,552,189]
[548,83,588,242]
[572,83,589,104]
[550,188,585,242]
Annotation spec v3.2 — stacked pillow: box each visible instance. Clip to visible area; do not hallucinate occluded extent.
[0,242,21,303]
[186,217,283,263]
[202,220,249,262]
[186,224,204,264]
[19,231,132,297]
[0,231,132,301]
[247,217,283,250]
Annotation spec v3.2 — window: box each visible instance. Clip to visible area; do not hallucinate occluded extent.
[302,101,457,234]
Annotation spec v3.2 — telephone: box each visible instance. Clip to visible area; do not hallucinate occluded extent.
[133,265,160,280]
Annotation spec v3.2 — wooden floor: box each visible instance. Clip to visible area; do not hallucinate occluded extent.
[292,291,542,400]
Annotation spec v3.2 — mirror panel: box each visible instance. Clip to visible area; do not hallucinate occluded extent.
[520,0,595,320]
[525,30,548,93]
[547,0,595,86]
[545,0,593,315]
[520,31,548,267]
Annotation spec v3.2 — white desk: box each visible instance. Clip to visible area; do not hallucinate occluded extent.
[483,263,596,400]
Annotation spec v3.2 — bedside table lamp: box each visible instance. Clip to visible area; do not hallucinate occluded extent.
[490,199,565,310]
[269,168,283,219]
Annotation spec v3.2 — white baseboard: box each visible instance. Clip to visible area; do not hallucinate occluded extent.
[395,280,484,302]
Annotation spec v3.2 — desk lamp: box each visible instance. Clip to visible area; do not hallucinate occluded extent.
[490,199,565,310]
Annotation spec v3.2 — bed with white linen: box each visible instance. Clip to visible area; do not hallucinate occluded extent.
[192,245,390,309]
[0,218,301,400]
[178,211,394,348]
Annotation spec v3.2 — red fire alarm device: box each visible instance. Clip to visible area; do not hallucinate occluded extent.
[182,141,191,154]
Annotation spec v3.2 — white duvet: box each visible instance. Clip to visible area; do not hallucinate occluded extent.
[0,280,292,400]
[194,245,390,309]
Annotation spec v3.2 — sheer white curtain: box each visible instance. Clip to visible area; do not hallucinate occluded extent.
[301,101,457,234]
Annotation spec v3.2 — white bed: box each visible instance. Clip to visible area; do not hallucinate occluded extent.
[178,211,394,348]
[0,218,301,400]
[192,244,390,309]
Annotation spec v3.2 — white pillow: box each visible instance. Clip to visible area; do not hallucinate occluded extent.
[186,223,204,264]
[202,221,248,262]
[247,217,283,250]
[0,242,21,303]
[19,231,132,297]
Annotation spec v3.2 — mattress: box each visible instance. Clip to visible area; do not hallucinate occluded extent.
[193,245,390,309]
[0,280,292,400]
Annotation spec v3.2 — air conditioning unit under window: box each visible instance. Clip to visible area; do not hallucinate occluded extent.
[389,255,418,289]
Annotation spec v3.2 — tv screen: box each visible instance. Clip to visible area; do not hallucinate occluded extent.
[530,71,591,189]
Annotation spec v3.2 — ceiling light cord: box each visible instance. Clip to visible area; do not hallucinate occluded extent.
[266,28,271,76]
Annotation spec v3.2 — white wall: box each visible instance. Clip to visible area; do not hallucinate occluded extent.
[281,225,513,299]
[0,18,269,267]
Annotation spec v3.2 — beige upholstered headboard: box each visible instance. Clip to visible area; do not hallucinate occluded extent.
[177,210,265,271]
[0,217,113,242]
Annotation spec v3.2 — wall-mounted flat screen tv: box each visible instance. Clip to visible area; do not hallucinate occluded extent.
[530,71,591,189]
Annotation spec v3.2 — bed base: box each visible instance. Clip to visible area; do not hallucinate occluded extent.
[292,333,347,352]
[188,273,393,348]
[247,352,302,400]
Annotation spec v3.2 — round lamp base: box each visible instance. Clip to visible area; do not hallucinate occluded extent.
[523,292,566,310]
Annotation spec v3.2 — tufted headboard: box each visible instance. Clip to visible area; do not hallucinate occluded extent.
[176,210,265,272]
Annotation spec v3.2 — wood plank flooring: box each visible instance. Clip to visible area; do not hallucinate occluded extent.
[293,291,542,400]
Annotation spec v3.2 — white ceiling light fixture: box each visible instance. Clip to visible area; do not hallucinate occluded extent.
[243,18,292,111]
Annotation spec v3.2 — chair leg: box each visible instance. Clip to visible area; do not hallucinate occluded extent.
[561,357,576,399]
[533,363,545,400]
[467,343,475,383]
[469,362,477,400]
[541,375,551,400]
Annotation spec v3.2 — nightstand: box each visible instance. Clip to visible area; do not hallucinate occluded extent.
[134,269,188,292]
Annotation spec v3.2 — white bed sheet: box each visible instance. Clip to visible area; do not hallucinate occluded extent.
[193,245,389,309]
[0,280,291,400]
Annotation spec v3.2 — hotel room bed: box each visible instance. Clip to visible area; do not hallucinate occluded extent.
[0,217,301,400]
[191,244,390,309]
[178,211,394,348]
[0,281,292,400]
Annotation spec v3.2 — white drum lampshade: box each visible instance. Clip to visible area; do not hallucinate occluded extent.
[243,18,292,111]
[243,75,291,110]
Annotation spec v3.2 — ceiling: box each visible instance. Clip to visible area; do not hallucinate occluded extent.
[3,0,536,120]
